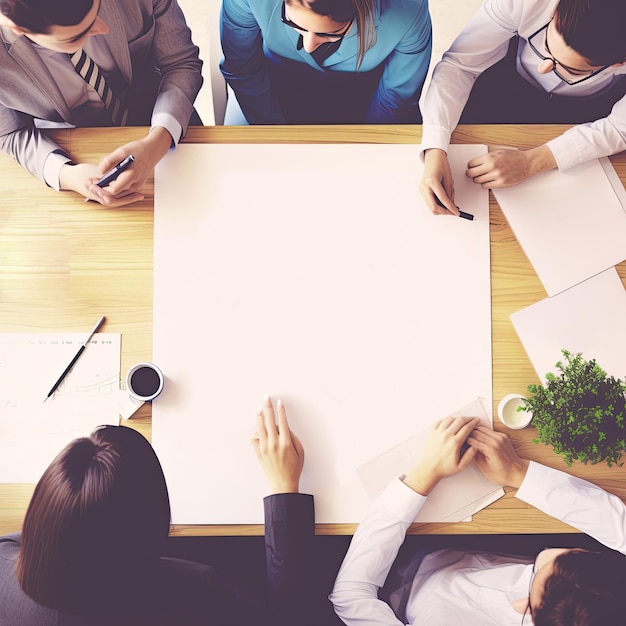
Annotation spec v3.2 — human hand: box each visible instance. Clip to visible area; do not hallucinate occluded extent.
[466,426,530,488]
[419,148,459,216]
[252,394,305,494]
[87,127,172,204]
[59,162,144,207]
[403,415,479,496]
[466,145,557,188]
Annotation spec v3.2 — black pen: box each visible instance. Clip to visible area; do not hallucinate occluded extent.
[434,194,474,221]
[43,316,106,402]
[96,154,134,187]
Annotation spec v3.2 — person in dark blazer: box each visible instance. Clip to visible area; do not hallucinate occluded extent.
[0,0,203,207]
[0,394,316,626]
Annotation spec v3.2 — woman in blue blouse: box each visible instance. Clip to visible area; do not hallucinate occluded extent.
[220,0,432,124]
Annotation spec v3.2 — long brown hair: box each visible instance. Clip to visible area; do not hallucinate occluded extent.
[17,425,171,612]
[288,0,377,70]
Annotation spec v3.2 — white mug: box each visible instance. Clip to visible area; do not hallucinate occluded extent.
[497,393,532,429]
[125,362,164,402]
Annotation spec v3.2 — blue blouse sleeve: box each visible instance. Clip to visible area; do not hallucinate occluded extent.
[219,0,287,123]
[366,0,432,123]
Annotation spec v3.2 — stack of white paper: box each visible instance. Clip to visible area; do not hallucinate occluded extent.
[357,399,504,523]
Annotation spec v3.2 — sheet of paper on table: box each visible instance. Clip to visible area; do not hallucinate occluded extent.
[492,157,626,297]
[152,143,492,524]
[0,333,121,482]
[511,268,626,382]
[357,398,504,523]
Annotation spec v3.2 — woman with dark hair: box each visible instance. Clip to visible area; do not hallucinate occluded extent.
[220,0,431,124]
[0,397,317,625]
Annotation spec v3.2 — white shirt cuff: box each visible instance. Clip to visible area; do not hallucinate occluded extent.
[545,134,581,172]
[151,113,183,149]
[379,477,429,524]
[43,151,72,191]
[420,125,453,158]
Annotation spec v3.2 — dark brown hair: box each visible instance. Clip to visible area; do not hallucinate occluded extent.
[555,0,626,66]
[287,0,376,70]
[17,425,171,612]
[0,0,93,34]
[534,549,626,625]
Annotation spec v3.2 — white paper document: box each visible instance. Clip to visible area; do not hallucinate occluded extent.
[511,268,626,383]
[152,143,492,524]
[357,399,504,523]
[493,158,626,297]
[0,333,121,482]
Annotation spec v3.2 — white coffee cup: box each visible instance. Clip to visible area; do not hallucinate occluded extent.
[125,362,164,402]
[497,393,532,429]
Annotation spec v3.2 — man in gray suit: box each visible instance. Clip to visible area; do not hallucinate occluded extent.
[0,0,203,206]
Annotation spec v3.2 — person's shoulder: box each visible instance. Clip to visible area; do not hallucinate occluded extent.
[0,532,21,561]
[378,0,430,28]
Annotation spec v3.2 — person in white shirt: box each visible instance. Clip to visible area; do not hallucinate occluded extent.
[418,0,626,216]
[330,416,626,625]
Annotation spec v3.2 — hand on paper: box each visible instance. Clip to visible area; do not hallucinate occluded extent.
[419,148,460,216]
[466,145,557,188]
[59,162,144,207]
[403,415,479,496]
[252,394,305,494]
[86,128,173,205]
[466,426,530,488]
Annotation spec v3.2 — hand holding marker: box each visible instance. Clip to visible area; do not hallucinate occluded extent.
[96,154,135,187]
[434,192,474,221]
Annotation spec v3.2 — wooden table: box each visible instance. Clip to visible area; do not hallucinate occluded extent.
[1,125,625,536]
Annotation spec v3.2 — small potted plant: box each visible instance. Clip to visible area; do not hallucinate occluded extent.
[522,350,626,467]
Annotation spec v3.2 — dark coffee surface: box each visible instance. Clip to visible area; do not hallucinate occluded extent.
[130,366,161,397]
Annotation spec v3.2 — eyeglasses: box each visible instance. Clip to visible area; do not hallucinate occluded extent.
[521,558,537,625]
[527,20,609,85]
[280,2,353,43]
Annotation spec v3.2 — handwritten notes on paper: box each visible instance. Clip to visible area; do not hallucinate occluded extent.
[0,334,121,482]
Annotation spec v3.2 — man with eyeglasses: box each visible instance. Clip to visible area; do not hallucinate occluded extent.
[331,417,626,625]
[0,0,202,207]
[418,0,626,217]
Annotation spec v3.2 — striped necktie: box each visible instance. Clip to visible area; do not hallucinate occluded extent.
[68,48,128,126]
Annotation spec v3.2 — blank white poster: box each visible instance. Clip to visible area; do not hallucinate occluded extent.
[493,158,626,297]
[511,268,626,383]
[152,143,491,524]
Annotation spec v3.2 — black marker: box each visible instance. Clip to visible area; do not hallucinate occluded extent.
[434,194,474,221]
[96,154,134,187]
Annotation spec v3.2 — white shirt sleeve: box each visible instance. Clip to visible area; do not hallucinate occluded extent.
[330,478,427,626]
[516,461,626,554]
[421,0,522,152]
[546,97,626,171]
[42,150,72,191]
[151,112,183,148]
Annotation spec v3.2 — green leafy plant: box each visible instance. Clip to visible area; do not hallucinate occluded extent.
[522,350,626,467]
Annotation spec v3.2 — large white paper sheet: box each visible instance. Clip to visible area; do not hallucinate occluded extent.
[511,268,626,382]
[493,158,626,297]
[152,143,492,524]
[357,399,504,523]
[0,334,121,482]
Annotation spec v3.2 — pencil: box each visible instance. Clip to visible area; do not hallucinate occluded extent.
[43,316,106,402]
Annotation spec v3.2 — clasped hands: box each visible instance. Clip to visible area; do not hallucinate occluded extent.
[59,127,173,207]
[403,415,530,496]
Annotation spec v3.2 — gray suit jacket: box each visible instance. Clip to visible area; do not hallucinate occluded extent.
[0,0,203,184]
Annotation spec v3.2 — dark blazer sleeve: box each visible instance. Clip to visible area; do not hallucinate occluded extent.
[263,493,315,625]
